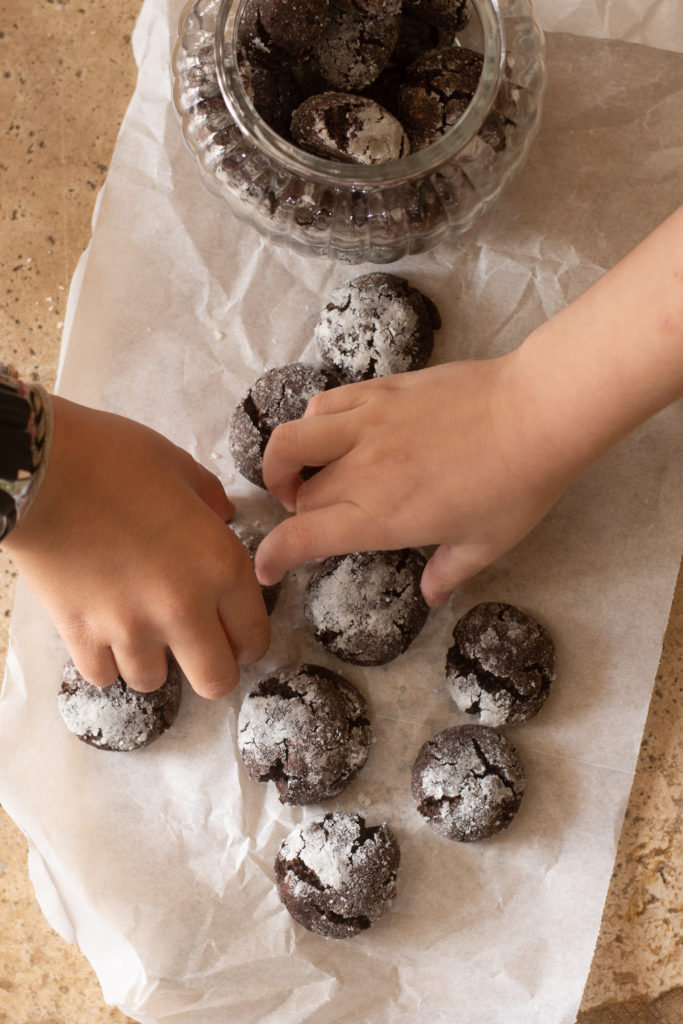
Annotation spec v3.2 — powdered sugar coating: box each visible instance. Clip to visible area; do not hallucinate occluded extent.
[237,664,372,804]
[275,811,400,938]
[229,362,340,488]
[314,272,440,382]
[312,6,400,92]
[58,657,182,751]
[305,549,430,665]
[446,602,555,726]
[412,725,525,841]
[291,93,410,166]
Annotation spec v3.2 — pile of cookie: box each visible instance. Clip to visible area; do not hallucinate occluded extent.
[226,270,555,937]
[56,270,555,941]
[234,0,507,164]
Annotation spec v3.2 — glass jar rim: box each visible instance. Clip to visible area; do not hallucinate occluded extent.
[214,0,506,189]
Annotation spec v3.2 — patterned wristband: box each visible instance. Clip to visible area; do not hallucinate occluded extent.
[0,367,53,541]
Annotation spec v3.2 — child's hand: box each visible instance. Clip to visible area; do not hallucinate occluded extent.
[4,396,270,698]
[255,352,576,607]
[256,202,683,606]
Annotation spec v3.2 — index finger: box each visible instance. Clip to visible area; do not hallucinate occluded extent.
[262,412,357,510]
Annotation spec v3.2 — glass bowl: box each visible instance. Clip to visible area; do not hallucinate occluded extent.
[172,0,546,264]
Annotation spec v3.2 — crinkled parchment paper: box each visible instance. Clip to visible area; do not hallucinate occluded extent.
[0,2,682,1023]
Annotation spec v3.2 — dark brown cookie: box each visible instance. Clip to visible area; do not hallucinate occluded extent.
[237,664,372,804]
[314,272,440,382]
[334,0,402,15]
[304,549,430,666]
[412,725,525,841]
[242,62,301,138]
[291,92,410,165]
[445,602,555,726]
[230,519,281,615]
[238,0,329,66]
[229,362,340,489]
[274,811,400,938]
[57,655,182,751]
[386,14,451,74]
[402,0,472,32]
[311,6,401,92]
[399,45,484,151]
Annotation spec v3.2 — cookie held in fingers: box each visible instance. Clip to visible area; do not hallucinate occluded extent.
[229,362,341,489]
[274,811,400,938]
[412,724,525,841]
[58,654,182,751]
[445,602,555,726]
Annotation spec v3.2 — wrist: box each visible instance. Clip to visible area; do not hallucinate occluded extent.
[0,371,53,542]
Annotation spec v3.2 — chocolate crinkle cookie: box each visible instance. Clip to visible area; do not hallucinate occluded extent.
[230,519,281,615]
[291,92,410,165]
[446,602,555,726]
[403,0,472,32]
[412,725,525,841]
[314,272,440,382]
[311,5,401,93]
[57,655,182,751]
[238,664,372,804]
[238,0,329,66]
[274,811,400,938]
[399,45,485,150]
[229,362,340,488]
[305,549,430,666]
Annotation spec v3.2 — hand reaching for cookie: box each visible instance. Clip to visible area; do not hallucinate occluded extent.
[255,204,683,605]
[254,354,571,606]
[4,396,270,698]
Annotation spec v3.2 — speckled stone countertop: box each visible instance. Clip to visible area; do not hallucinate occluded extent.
[0,2,681,1023]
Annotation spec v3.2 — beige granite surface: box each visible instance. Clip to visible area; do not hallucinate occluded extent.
[0,2,680,1022]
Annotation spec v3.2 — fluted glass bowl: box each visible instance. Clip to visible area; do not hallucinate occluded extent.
[172,0,546,264]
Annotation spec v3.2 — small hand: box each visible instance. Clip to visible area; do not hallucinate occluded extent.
[255,353,573,606]
[5,397,270,698]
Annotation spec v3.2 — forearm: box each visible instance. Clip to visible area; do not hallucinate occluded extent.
[518,203,683,475]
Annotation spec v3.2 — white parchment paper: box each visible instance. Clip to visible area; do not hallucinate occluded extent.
[1,2,682,1023]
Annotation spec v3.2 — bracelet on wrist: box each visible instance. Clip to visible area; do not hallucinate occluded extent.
[0,366,53,541]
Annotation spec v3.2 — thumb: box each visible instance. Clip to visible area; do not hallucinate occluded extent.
[420,543,487,607]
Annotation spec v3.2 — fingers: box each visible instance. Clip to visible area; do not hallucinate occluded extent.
[218,591,270,666]
[263,414,357,510]
[304,378,374,418]
[420,543,488,607]
[170,615,243,700]
[67,642,119,689]
[109,642,171,694]
[255,503,372,586]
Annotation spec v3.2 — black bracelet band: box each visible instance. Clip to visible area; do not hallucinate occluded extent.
[0,368,51,541]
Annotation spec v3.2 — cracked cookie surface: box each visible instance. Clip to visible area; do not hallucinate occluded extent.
[229,362,340,488]
[311,4,401,92]
[412,724,525,841]
[399,45,486,150]
[314,272,440,382]
[446,602,555,726]
[57,655,182,751]
[238,664,372,804]
[304,549,430,665]
[274,811,400,938]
